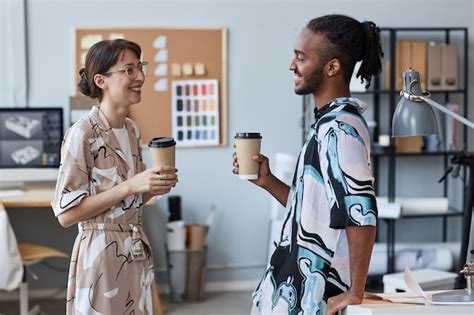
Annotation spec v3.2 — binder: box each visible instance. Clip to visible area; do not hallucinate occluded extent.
[395,41,427,90]
[411,41,427,90]
[383,61,392,90]
[396,41,411,90]
[427,43,443,90]
[442,44,458,90]
[427,43,458,91]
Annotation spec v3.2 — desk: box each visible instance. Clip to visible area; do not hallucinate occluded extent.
[1,184,154,208]
[0,184,55,208]
[345,296,474,314]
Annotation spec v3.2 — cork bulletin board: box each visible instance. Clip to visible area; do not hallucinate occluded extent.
[75,27,227,147]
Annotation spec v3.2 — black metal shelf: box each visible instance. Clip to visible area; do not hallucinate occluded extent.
[372,150,466,157]
[381,27,468,32]
[397,207,463,219]
[374,27,469,275]
[353,89,466,95]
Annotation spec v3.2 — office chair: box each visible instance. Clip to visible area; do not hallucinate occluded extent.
[17,242,69,315]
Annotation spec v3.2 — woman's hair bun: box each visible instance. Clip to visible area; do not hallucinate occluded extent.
[78,68,91,97]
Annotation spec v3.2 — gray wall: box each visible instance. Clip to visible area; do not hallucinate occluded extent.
[3,0,473,290]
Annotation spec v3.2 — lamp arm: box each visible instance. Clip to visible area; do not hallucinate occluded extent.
[420,96,474,130]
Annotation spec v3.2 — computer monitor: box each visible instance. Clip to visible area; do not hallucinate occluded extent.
[0,107,63,188]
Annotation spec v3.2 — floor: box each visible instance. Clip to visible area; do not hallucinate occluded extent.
[162,291,253,315]
[0,279,383,314]
[0,291,253,315]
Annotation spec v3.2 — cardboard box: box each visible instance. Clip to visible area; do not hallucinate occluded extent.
[395,137,424,153]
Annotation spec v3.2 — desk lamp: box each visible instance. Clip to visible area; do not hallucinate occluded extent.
[392,68,474,302]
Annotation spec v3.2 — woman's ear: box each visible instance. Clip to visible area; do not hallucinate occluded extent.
[94,74,107,90]
[326,58,342,77]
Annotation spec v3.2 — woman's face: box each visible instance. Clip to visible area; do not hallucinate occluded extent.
[102,49,145,107]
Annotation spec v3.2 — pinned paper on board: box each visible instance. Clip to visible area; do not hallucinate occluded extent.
[155,50,168,62]
[194,63,206,76]
[154,64,168,76]
[153,36,167,49]
[109,33,124,40]
[80,34,102,49]
[171,79,220,146]
[154,79,168,92]
[182,63,193,76]
[171,63,182,77]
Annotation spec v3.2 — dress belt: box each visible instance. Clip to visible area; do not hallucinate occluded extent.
[79,222,142,233]
[79,222,148,261]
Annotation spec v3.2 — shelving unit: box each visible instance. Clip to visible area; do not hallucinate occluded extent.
[302,27,469,275]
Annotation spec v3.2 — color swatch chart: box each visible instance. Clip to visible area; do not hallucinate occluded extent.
[172,79,220,146]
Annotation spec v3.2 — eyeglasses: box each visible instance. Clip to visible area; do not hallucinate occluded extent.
[104,61,149,79]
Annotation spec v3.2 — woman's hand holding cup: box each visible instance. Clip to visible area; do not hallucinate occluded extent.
[127,166,178,196]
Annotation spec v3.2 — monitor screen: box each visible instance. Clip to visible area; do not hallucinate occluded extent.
[0,108,63,182]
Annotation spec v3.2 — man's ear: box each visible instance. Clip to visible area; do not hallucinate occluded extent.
[94,74,107,90]
[326,59,342,77]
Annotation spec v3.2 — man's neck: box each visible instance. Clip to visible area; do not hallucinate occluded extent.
[314,84,351,110]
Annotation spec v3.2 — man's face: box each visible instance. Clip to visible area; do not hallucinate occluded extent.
[290,29,326,95]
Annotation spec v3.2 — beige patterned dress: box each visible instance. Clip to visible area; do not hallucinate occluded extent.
[52,106,157,314]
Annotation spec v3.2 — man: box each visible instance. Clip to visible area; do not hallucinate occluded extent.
[233,14,383,314]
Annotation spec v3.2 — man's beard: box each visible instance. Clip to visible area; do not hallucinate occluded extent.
[294,67,324,95]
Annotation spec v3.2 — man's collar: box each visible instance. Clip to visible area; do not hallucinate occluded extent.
[314,97,368,120]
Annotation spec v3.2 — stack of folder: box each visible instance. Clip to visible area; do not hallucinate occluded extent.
[385,40,458,91]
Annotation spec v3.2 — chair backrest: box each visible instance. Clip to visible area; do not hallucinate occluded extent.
[18,243,69,265]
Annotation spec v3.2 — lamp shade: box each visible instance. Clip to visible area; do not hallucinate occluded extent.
[392,69,439,137]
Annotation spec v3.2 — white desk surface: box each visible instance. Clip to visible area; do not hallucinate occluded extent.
[0,183,155,208]
[345,296,474,315]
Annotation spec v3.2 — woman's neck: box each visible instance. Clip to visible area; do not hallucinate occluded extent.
[99,101,128,128]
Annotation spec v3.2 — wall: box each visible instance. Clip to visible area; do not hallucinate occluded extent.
[3,0,473,292]
[0,0,27,107]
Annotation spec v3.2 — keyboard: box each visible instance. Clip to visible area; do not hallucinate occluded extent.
[0,189,26,198]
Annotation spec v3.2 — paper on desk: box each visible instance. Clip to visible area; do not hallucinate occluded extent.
[404,267,429,299]
[364,291,425,305]
[404,267,474,305]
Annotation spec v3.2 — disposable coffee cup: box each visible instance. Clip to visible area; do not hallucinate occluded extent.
[234,132,262,180]
[148,137,176,172]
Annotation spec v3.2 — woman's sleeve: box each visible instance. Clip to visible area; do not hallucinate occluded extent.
[319,116,378,229]
[51,125,92,217]
[131,122,147,173]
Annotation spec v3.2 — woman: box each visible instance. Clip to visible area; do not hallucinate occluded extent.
[52,39,178,314]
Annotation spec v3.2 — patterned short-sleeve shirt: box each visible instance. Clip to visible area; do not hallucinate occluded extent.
[252,97,378,314]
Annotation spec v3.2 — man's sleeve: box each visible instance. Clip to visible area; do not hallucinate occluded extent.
[319,114,378,229]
